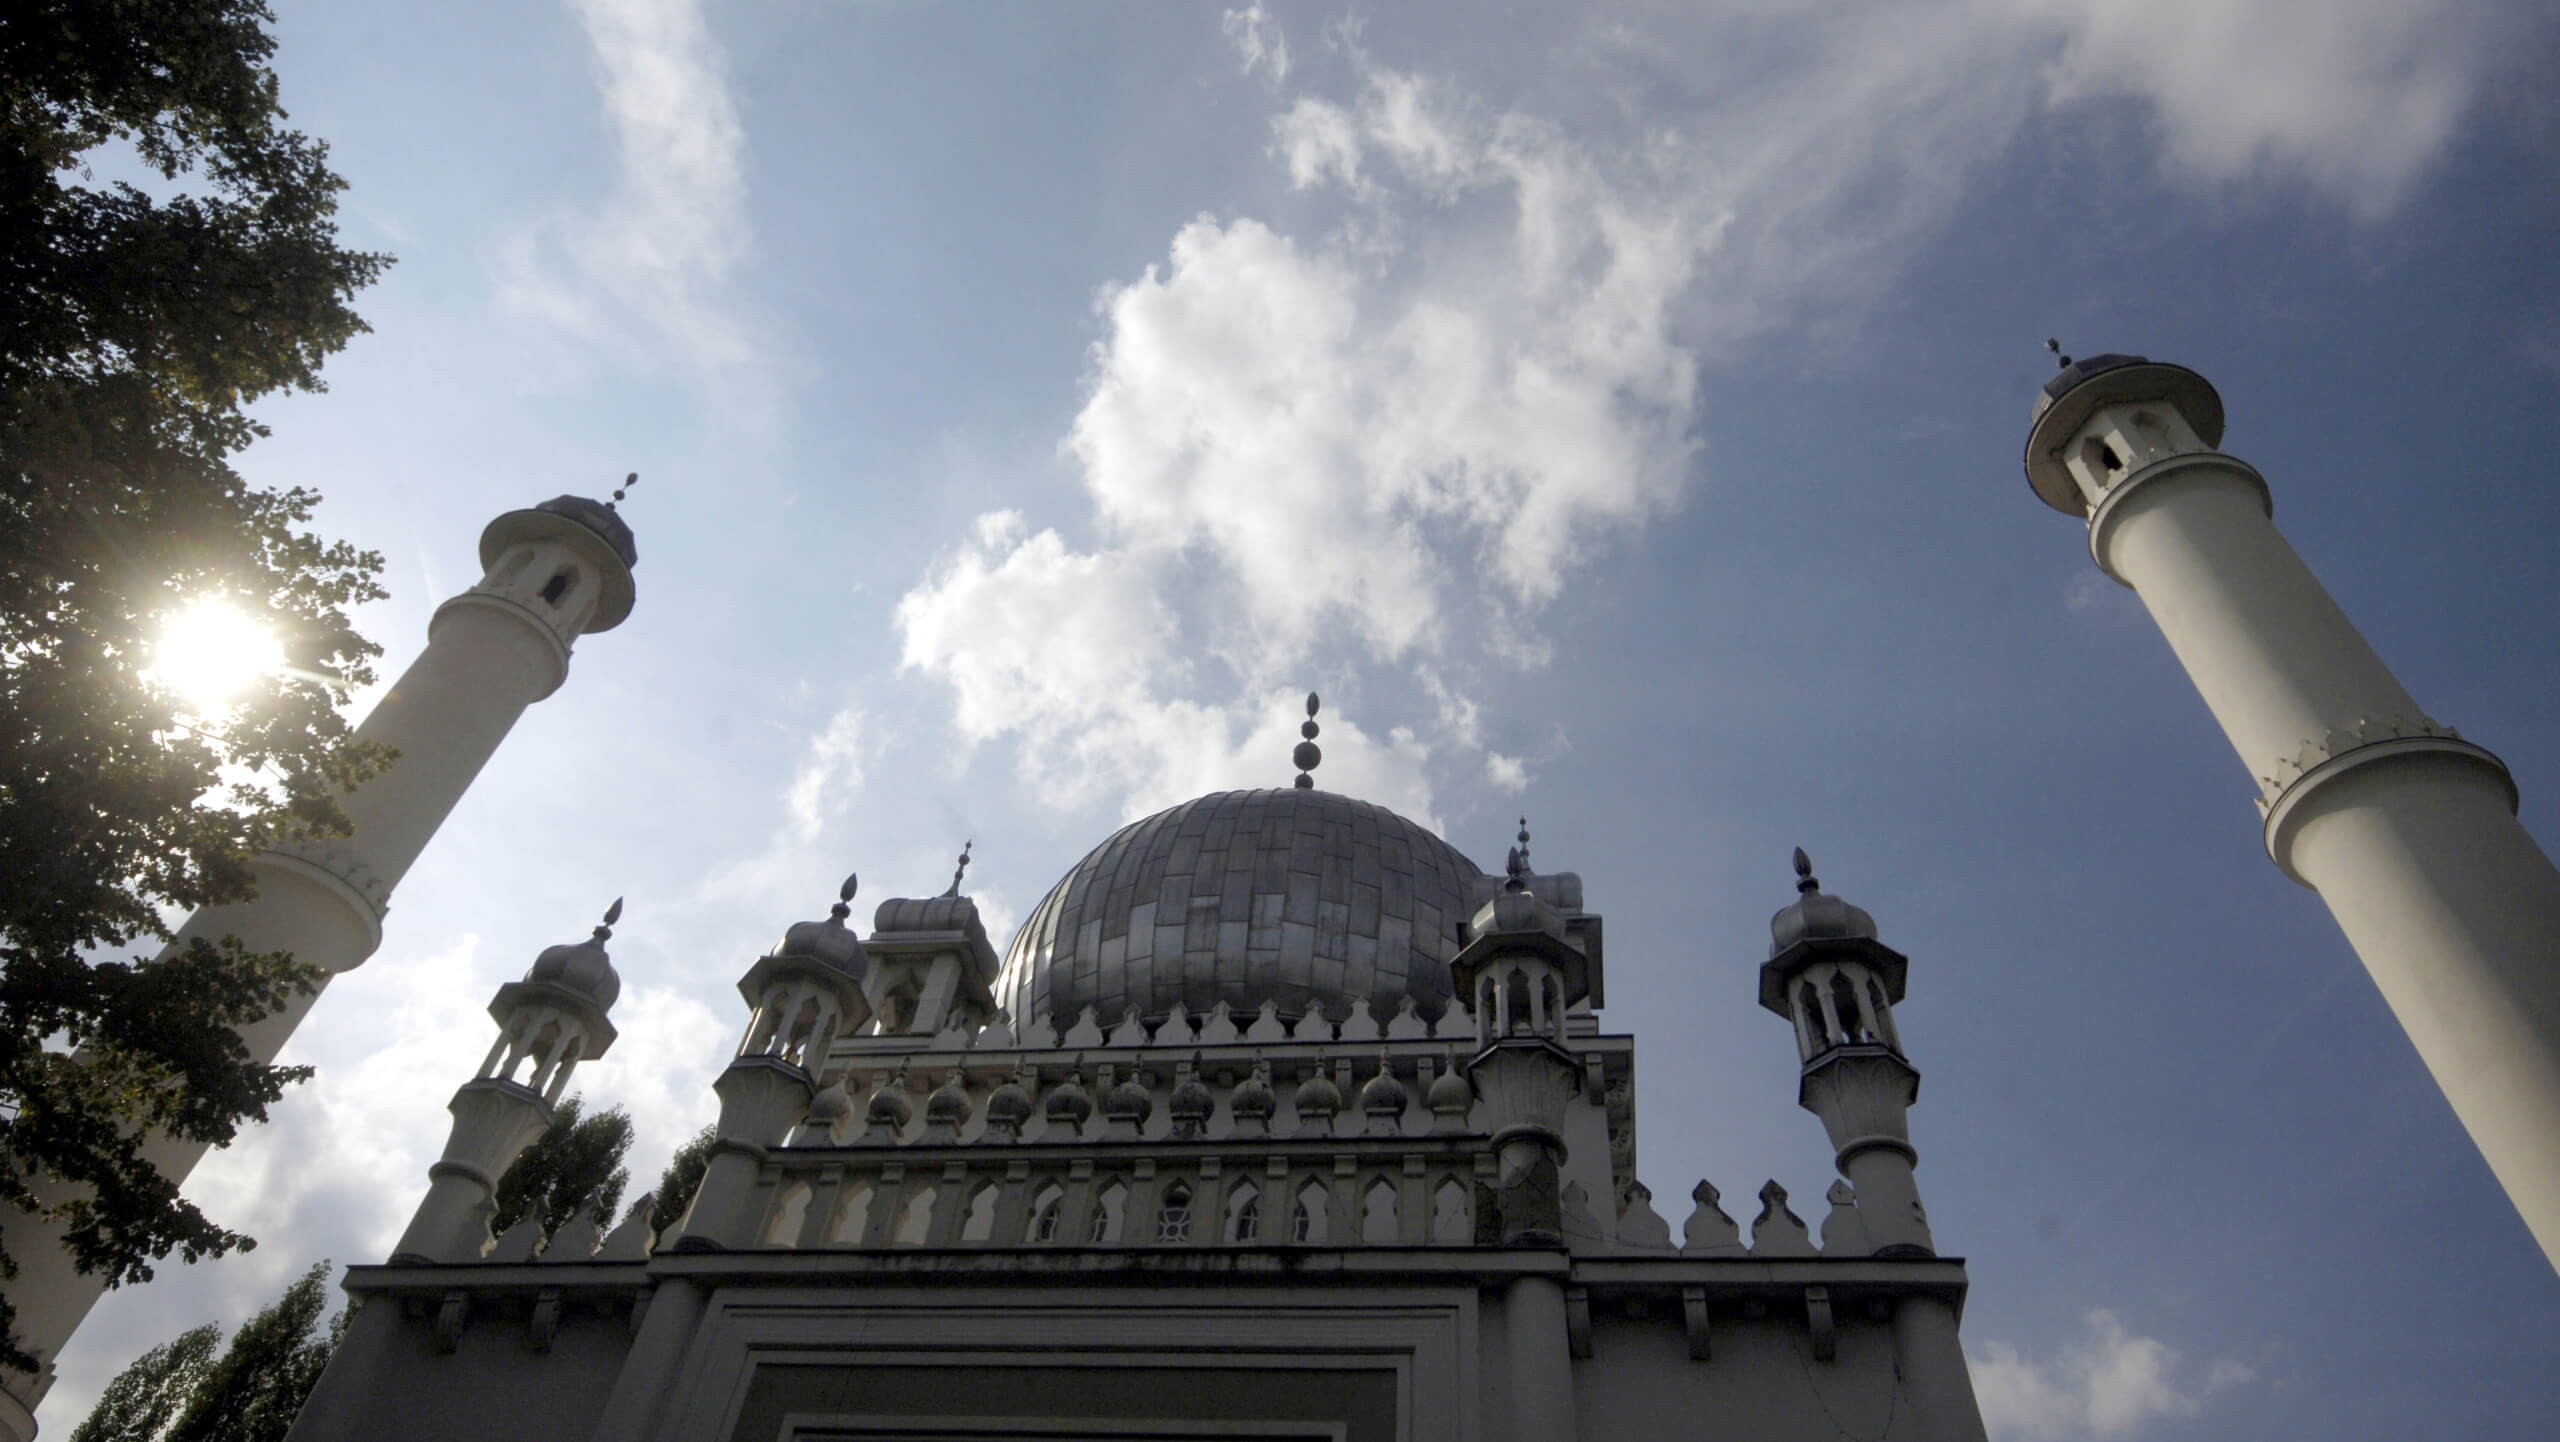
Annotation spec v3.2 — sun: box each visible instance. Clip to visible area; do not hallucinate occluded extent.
[153,599,286,711]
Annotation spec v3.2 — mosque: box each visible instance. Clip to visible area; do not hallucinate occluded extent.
[10,354,2557,1442]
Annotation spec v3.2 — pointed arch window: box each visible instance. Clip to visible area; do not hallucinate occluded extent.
[1090,1180,1127,1244]
[1361,1178,1399,1243]
[892,1186,936,1246]
[1292,1180,1330,1244]
[1155,1182,1193,1243]
[1028,1183,1065,1244]
[831,1180,876,1244]
[1430,1178,1470,1244]
[959,1182,1000,1244]
[1226,1181,1262,1243]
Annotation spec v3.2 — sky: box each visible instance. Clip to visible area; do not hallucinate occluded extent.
[37,2,2560,1437]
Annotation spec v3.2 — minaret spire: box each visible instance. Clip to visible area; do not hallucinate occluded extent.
[1291,692,1322,789]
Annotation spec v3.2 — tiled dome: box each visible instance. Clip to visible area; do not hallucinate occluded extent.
[997,789,1486,1026]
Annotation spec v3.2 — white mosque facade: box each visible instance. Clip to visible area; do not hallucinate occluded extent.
[288,784,1991,1442]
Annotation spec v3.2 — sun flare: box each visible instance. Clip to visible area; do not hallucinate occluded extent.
[153,599,285,711]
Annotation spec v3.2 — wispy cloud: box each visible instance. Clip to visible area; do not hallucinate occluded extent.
[496,0,754,365]
[1221,4,1290,86]
[897,1,2516,826]
[1971,1310,2254,1439]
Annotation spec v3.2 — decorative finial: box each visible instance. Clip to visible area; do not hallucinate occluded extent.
[2045,337,2071,371]
[1792,847,1819,896]
[831,871,858,920]
[941,841,973,898]
[1505,818,1531,893]
[608,472,637,510]
[1292,691,1323,790]
[598,896,623,938]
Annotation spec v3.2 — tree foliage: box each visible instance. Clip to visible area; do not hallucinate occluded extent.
[64,1323,215,1442]
[646,1126,717,1238]
[490,1097,633,1239]
[1,0,390,1368]
[71,1263,339,1442]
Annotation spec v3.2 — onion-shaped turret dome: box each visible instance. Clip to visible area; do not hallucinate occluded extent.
[1768,850,1878,957]
[526,899,625,1009]
[775,873,869,978]
[998,788,1487,1028]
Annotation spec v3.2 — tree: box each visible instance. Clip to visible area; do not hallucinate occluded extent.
[64,1323,216,1442]
[646,1126,718,1239]
[1,0,391,1367]
[70,1263,340,1442]
[490,1097,633,1239]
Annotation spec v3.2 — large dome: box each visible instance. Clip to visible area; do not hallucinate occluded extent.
[998,789,1487,1027]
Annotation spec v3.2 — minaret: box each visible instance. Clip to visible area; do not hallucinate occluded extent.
[392,903,626,1263]
[1763,852,1985,1442]
[2024,352,2560,1268]
[0,488,637,1437]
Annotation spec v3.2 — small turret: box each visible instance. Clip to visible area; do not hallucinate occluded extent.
[1760,852,1931,1257]
[1453,821,1588,1248]
[670,873,876,1251]
[392,902,628,1263]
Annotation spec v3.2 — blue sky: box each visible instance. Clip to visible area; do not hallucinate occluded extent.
[42,3,2560,1437]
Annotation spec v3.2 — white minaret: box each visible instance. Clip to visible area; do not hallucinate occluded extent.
[1,490,637,1439]
[2024,353,2560,1269]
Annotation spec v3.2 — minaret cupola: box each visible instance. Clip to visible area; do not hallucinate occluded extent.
[1763,850,1904,1062]
[738,873,873,1070]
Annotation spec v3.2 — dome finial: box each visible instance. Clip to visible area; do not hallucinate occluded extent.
[1505,817,1532,893]
[2045,337,2072,371]
[598,896,623,937]
[941,841,973,898]
[608,472,637,511]
[832,871,858,920]
[1292,691,1323,790]
[1793,847,1819,895]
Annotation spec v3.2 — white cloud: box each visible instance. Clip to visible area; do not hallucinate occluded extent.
[786,707,868,843]
[497,0,753,364]
[1971,1310,2254,1439]
[2016,0,2510,220]
[1221,4,1290,85]
[902,39,1710,819]
[900,0,2519,825]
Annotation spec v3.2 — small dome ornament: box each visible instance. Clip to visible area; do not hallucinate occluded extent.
[1426,1052,1473,1132]
[1292,1061,1343,1134]
[864,1068,915,1138]
[1292,692,1322,790]
[984,1067,1035,1140]
[526,898,625,1009]
[1505,818,1533,894]
[922,1068,975,1143]
[1768,848,1879,958]
[1044,1064,1096,1131]
[1104,1070,1155,1133]
[1359,1052,1406,1134]
[940,841,973,899]
[799,1072,854,1145]
[1168,1056,1215,1140]
[1230,1059,1278,1137]
[775,872,868,978]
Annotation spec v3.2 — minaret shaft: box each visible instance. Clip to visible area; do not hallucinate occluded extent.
[2032,360,2560,1270]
